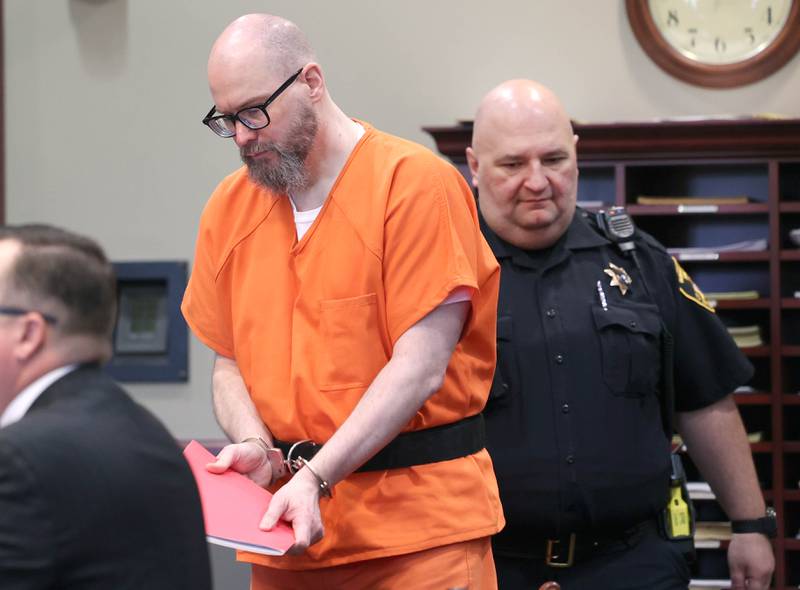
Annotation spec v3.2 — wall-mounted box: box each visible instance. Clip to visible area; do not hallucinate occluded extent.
[106,261,188,382]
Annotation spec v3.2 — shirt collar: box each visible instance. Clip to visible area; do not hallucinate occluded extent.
[480,206,610,268]
[0,364,79,428]
[566,208,613,250]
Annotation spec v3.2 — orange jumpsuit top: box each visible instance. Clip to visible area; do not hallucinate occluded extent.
[182,122,504,569]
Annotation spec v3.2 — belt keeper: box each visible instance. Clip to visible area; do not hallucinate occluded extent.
[296,456,333,498]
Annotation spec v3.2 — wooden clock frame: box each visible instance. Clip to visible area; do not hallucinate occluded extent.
[626,0,800,88]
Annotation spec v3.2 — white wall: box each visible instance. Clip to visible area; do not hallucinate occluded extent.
[5,0,800,438]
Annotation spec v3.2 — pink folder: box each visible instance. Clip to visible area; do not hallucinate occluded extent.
[183,440,295,555]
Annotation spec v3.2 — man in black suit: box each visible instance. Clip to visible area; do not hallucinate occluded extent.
[0,224,211,589]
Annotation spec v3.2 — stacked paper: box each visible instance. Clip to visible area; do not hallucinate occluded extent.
[726,325,763,348]
[637,195,749,206]
[686,481,715,501]
[694,521,732,542]
[704,290,760,302]
[667,239,768,256]
[689,580,731,589]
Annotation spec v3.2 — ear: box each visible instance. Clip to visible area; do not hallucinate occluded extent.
[573,134,580,177]
[465,146,480,188]
[301,63,325,103]
[14,314,47,362]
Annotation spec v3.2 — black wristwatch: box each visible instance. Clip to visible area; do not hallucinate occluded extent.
[731,507,778,538]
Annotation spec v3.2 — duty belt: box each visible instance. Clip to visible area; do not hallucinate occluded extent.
[273,413,486,473]
[493,519,654,568]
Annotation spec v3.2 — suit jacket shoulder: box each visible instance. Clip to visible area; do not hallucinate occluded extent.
[0,366,211,590]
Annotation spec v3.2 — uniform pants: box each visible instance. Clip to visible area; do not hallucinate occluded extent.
[250,536,497,590]
[494,521,691,590]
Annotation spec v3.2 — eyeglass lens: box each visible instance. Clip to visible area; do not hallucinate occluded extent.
[203,68,303,138]
[210,108,270,136]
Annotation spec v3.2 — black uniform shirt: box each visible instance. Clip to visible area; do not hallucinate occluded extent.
[481,208,753,538]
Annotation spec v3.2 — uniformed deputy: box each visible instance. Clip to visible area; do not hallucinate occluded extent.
[466,79,775,590]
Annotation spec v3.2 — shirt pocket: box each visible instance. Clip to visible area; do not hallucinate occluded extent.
[487,314,520,409]
[591,302,662,398]
[319,292,386,391]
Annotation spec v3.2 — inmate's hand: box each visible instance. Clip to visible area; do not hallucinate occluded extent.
[728,532,774,590]
[259,467,324,555]
[206,441,274,488]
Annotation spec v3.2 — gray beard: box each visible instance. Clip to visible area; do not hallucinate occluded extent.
[241,107,318,195]
[245,144,309,194]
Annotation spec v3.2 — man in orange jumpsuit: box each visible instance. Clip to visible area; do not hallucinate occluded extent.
[182,13,503,589]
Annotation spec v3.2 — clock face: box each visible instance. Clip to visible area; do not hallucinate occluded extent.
[647,0,794,65]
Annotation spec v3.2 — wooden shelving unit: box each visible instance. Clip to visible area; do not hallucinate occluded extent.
[425,118,800,588]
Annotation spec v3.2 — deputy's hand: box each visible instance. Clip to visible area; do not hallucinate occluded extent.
[728,533,774,590]
[259,468,324,555]
[206,441,274,488]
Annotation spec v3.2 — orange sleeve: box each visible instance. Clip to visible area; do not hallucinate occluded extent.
[181,191,236,359]
[382,154,483,343]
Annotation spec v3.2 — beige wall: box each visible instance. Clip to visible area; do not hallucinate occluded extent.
[5,0,800,438]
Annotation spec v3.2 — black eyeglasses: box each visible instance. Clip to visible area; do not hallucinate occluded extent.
[202,68,304,138]
[0,306,58,325]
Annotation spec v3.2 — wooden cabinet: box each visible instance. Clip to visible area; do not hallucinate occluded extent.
[425,118,800,588]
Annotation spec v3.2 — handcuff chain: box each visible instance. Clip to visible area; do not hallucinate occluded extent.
[286,438,312,474]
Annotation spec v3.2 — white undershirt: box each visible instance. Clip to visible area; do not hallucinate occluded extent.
[289,197,324,241]
[0,364,79,428]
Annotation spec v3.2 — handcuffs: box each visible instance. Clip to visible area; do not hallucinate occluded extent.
[241,437,332,497]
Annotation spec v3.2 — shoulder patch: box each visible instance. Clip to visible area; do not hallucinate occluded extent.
[672,257,715,313]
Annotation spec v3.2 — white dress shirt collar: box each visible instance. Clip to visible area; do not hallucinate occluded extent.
[0,364,79,428]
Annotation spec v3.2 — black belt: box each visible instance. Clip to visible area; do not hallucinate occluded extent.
[273,413,485,473]
[493,519,655,568]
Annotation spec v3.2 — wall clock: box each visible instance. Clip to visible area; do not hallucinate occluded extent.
[626,0,800,87]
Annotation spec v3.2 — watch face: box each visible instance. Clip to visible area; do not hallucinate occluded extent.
[646,0,794,65]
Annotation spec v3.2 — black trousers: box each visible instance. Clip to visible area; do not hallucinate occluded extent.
[494,521,691,590]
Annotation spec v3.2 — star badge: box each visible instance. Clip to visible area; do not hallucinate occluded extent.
[604,262,632,296]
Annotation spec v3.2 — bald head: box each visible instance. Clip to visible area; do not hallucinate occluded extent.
[472,79,572,153]
[209,14,315,81]
[467,79,579,250]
